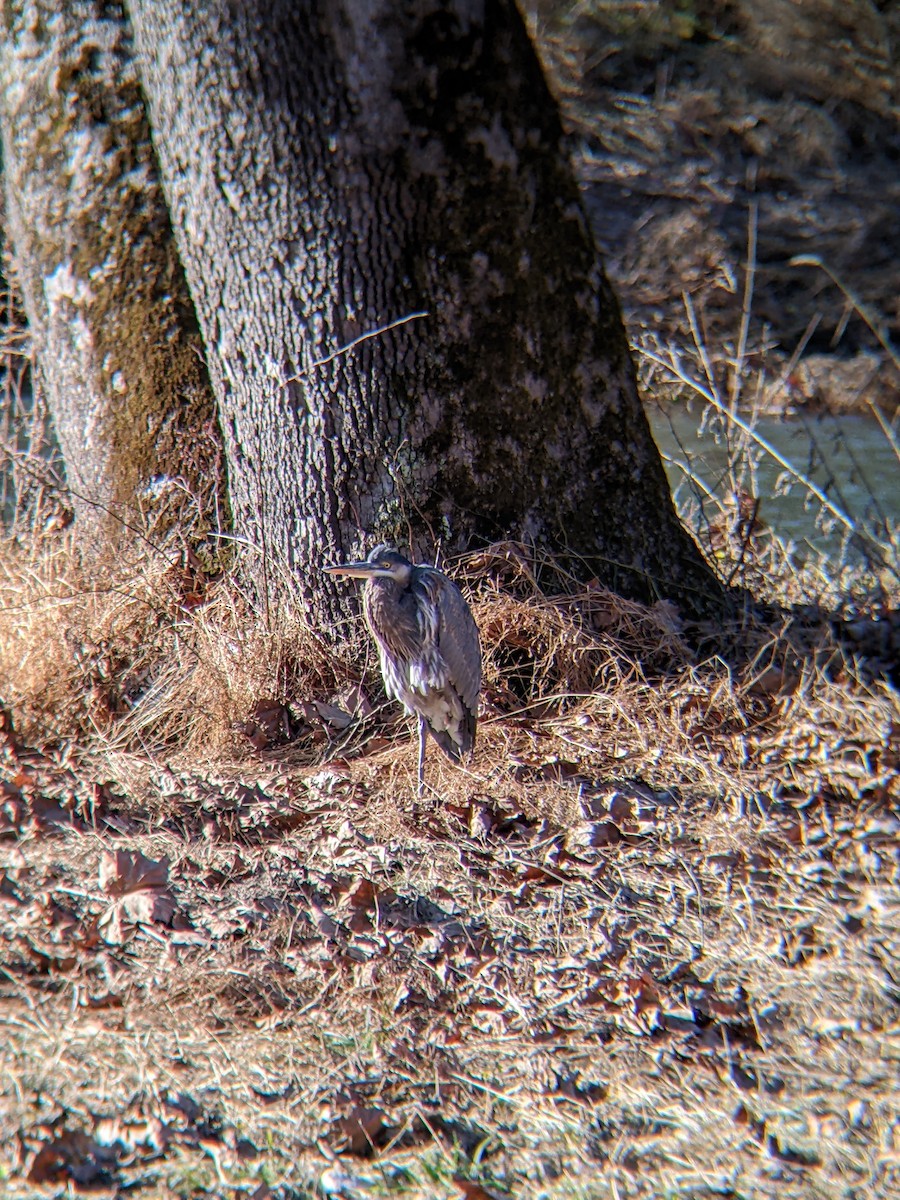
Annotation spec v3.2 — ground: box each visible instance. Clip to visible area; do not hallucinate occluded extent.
[526,0,900,417]
[1,543,898,1199]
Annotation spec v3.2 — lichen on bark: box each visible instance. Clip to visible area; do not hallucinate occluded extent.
[0,0,222,539]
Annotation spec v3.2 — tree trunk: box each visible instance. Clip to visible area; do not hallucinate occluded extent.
[0,0,221,540]
[126,0,721,624]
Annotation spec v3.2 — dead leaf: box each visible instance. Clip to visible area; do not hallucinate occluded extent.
[767,1134,820,1166]
[26,1123,113,1186]
[565,820,623,849]
[100,849,169,895]
[333,1105,390,1154]
[347,878,378,910]
[98,851,176,944]
[234,698,299,749]
[468,802,497,838]
[333,684,372,717]
[314,700,354,730]
[733,1103,766,1142]
[93,1114,168,1156]
[454,1179,510,1200]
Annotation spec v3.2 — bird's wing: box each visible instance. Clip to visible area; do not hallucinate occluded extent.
[429,571,482,716]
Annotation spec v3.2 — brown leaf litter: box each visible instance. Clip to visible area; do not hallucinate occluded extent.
[1,549,897,1197]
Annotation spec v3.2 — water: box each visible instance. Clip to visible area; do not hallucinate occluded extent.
[648,407,899,563]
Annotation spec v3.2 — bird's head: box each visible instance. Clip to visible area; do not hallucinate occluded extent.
[324,544,413,586]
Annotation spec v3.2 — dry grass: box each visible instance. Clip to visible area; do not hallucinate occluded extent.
[525,0,900,391]
[1,524,898,1198]
[0,529,360,760]
[1,273,898,1200]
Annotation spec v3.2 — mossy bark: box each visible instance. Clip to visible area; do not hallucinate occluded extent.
[0,0,221,541]
[129,0,722,624]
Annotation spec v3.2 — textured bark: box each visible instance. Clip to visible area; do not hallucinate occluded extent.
[127,0,721,622]
[0,0,220,537]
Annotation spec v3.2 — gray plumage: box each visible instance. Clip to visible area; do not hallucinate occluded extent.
[324,545,481,789]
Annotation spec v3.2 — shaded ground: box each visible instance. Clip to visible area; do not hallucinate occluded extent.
[526,0,900,414]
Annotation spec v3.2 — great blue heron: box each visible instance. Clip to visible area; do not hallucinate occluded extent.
[324,545,481,793]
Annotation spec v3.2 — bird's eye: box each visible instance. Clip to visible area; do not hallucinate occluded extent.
[381,560,392,569]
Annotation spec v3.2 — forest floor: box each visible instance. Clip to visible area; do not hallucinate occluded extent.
[1,537,898,1200]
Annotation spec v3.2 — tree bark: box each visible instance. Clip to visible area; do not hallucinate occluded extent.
[126,0,721,624]
[0,0,221,539]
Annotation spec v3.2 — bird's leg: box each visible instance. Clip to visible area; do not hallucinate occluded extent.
[417,716,427,797]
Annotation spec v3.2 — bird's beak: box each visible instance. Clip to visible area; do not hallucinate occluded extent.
[323,560,378,579]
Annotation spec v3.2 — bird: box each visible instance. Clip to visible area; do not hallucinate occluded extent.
[324,544,481,793]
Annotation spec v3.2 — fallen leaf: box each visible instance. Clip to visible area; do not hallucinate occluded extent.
[98,851,177,944]
[314,700,354,730]
[234,698,298,749]
[333,1105,390,1154]
[454,1179,510,1200]
[93,1114,168,1155]
[100,849,169,895]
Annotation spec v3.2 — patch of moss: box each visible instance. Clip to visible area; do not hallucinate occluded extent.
[9,7,224,538]
[66,71,220,532]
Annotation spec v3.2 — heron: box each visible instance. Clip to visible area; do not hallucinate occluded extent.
[324,545,481,793]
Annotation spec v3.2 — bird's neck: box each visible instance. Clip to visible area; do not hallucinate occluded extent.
[367,575,406,605]
[364,575,418,652]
